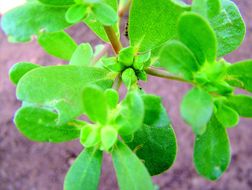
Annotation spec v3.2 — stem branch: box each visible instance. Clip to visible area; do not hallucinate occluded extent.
[145,67,193,84]
[118,0,132,18]
[92,44,110,64]
[104,26,122,54]
[112,74,122,91]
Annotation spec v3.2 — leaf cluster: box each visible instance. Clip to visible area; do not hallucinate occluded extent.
[1,0,252,189]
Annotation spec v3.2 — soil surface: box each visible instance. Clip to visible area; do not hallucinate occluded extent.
[0,1,252,190]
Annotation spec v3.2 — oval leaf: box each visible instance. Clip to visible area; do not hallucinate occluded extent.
[129,0,186,52]
[115,91,144,136]
[127,94,177,176]
[181,88,214,135]
[1,2,71,42]
[64,148,103,190]
[9,62,40,85]
[226,60,252,92]
[112,141,153,190]
[38,31,77,60]
[65,4,89,24]
[194,116,231,180]
[226,95,252,118]
[82,85,108,125]
[17,65,114,125]
[14,106,82,143]
[70,43,94,66]
[178,12,217,64]
[159,40,199,80]
[215,101,239,128]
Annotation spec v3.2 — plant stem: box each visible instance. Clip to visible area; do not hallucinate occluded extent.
[92,44,110,64]
[104,26,122,54]
[118,0,132,18]
[112,74,122,91]
[145,67,193,84]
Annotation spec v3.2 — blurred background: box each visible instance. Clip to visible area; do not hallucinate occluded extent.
[0,0,252,190]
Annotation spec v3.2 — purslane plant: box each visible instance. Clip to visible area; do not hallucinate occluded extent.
[1,0,252,189]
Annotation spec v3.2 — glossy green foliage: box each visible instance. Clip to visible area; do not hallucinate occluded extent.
[215,101,239,128]
[70,43,94,65]
[181,88,213,135]
[159,40,199,80]
[105,89,119,109]
[112,141,154,190]
[2,0,252,188]
[38,0,75,6]
[129,0,186,52]
[64,148,103,190]
[127,95,177,176]
[9,62,40,85]
[121,68,138,89]
[116,91,144,136]
[65,4,89,24]
[194,116,231,180]
[1,2,71,42]
[14,106,82,143]
[178,12,217,65]
[192,0,221,18]
[84,0,119,42]
[16,66,114,125]
[192,0,246,56]
[92,2,118,26]
[83,86,108,125]
[226,95,252,118]
[226,60,252,92]
[38,31,77,60]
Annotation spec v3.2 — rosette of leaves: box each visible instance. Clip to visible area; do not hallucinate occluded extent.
[1,0,252,189]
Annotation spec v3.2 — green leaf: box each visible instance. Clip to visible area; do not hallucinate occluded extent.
[64,148,102,190]
[70,43,94,66]
[192,0,221,18]
[17,65,114,125]
[127,94,177,176]
[116,91,144,136]
[118,47,135,67]
[14,106,82,143]
[38,31,77,60]
[212,0,245,56]
[83,85,108,124]
[215,101,239,128]
[121,68,138,89]
[92,2,118,26]
[101,127,118,151]
[83,0,119,42]
[1,2,71,42]
[159,40,199,80]
[194,116,231,180]
[80,124,100,148]
[226,60,252,92]
[178,12,217,65]
[129,0,186,52]
[65,4,89,24]
[226,95,252,118]
[112,141,153,190]
[103,57,125,72]
[181,88,214,135]
[38,0,75,6]
[9,62,40,85]
[105,89,119,109]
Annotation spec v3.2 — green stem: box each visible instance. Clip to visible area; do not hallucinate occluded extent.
[104,26,122,54]
[145,67,194,84]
